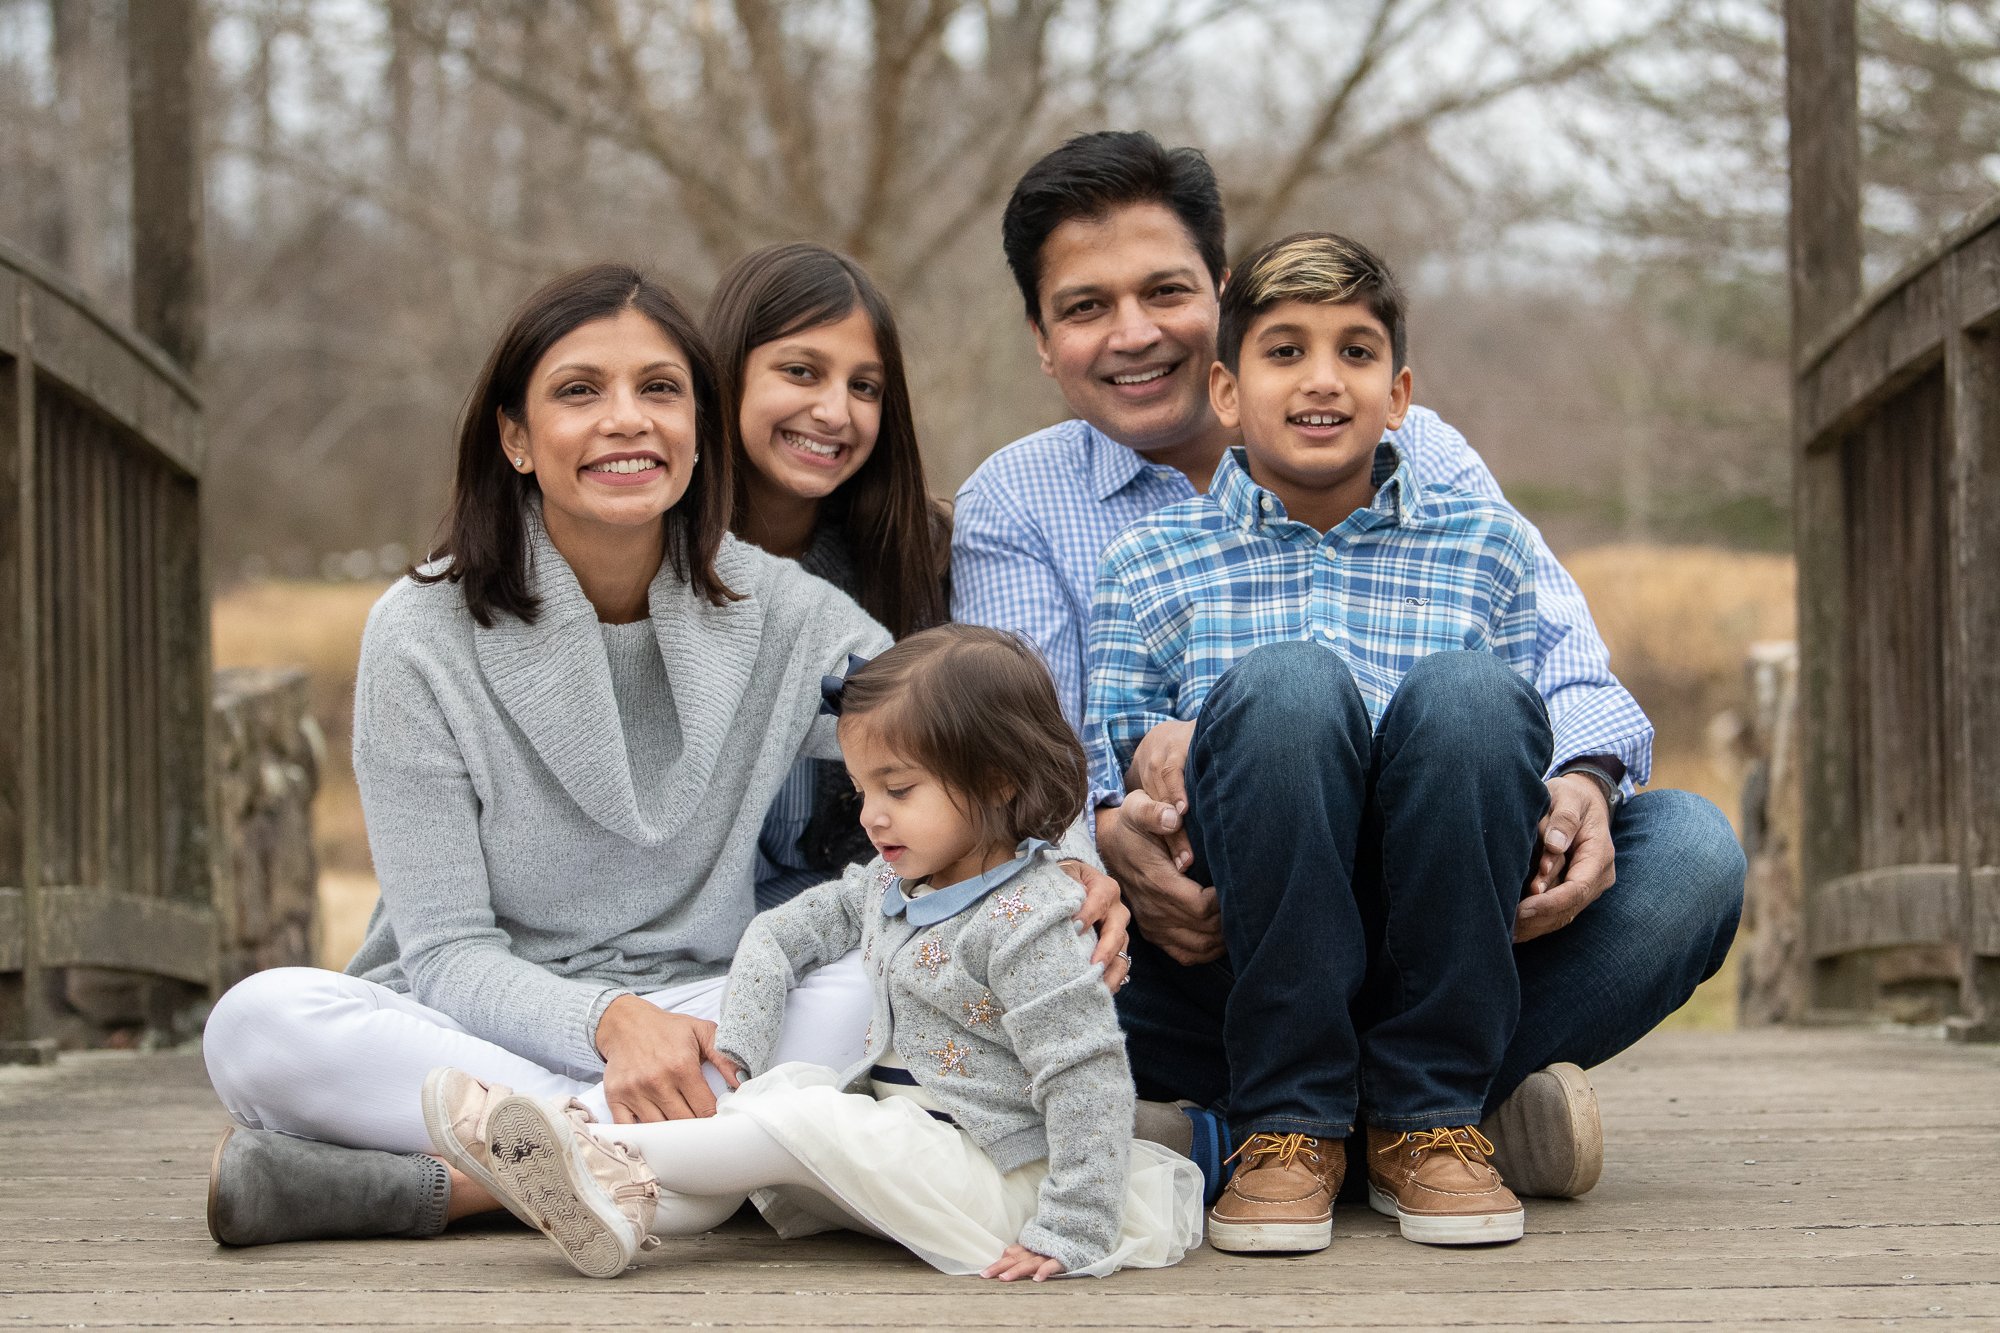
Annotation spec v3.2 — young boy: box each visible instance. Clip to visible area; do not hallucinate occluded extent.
[1084,233,1550,1253]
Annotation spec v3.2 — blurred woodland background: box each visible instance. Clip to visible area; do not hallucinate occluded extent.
[5,0,1998,1020]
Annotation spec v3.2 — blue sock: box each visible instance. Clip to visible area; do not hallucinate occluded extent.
[1180,1106,1234,1206]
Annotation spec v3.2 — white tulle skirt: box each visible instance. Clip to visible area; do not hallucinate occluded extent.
[720,1062,1203,1278]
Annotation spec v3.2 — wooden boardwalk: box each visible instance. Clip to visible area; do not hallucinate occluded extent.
[4,1027,1998,1330]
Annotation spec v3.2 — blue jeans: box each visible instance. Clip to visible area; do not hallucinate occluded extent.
[1116,642,1744,1142]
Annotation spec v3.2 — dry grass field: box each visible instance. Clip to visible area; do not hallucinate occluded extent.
[210,544,1796,1026]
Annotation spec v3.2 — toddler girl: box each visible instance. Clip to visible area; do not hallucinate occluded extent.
[425,625,1201,1279]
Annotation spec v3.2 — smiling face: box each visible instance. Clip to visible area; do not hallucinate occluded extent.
[1211,298,1414,533]
[1032,201,1223,464]
[839,714,1002,890]
[498,307,699,548]
[736,306,884,507]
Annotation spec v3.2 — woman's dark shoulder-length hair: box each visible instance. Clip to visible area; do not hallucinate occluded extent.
[413,263,737,626]
[704,242,947,640]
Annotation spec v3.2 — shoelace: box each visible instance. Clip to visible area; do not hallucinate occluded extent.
[1375,1124,1497,1168]
[1225,1131,1323,1171]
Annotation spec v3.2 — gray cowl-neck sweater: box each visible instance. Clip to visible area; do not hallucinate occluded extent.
[345,512,891,1080]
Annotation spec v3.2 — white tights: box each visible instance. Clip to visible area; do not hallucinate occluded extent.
[593,1114,862,1236]
[202,957,871,1155]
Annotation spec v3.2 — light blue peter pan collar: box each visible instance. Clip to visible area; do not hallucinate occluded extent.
[880,839,1052,927]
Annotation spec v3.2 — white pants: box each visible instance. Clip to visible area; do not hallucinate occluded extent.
[202,956,872,1155]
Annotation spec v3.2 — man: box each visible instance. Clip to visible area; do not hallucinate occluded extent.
[952,130,1744,1204]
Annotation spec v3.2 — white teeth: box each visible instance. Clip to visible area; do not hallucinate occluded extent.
[1292,414,1345,427]
[1110,367,1170,385]
[584,457,660,474]
[783,431,841,458]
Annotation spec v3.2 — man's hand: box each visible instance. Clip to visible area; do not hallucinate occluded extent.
[1124,720,1196,866]
[1516,772,1617,942]
[1060,860,1133,989]
[1097,798,1223,965]
[594,996,740,1123]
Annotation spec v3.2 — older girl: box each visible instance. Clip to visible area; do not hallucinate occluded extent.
[706,245,953,906]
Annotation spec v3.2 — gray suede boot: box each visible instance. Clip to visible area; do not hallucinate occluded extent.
[206,1125,451,1246]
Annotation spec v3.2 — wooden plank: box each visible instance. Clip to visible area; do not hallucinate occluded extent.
[86,414,110,887]
[5,286,44,1044]
[1795,261,1947,448]
[1787,0,1867,1014]
[158,475,211,917]
[1975,867,2000,957]
[1844,373,1955,871]
[1948,307,2000,1030]
[0,242,198,412]
[0,338,21,899]
[22,287,202,478]
[0,885,216,984]
[1958,216,2000,336]
[1808,865,1962,957]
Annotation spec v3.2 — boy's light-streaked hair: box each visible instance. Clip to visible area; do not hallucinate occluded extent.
[1217,231,1407,373]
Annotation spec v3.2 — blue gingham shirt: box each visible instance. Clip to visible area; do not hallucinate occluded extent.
[953,406,1654,789]
[1086,444,1539,797]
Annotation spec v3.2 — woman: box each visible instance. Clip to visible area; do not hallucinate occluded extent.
[199,263,1130,1245]
[705,244,951,906]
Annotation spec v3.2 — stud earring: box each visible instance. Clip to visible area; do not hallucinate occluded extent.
[513,456,526,469]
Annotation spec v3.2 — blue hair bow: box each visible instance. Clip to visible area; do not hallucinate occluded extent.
[819,654,873,717]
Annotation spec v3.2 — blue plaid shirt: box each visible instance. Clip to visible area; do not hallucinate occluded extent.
[1086,444,1539,797]
[953,406,1654,789]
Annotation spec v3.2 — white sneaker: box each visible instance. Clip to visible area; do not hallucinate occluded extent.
[483,1094,662,1278]
[422,1067,546,1228]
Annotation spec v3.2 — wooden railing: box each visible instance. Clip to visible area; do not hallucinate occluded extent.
[0,238,212,1058]
[1793,196,2000,1034]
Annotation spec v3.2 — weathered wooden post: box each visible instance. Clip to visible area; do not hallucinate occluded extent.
[126,0,214,1036]
[1785,0,1868,1017]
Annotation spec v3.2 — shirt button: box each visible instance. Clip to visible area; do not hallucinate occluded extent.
[1259,496,1273,513]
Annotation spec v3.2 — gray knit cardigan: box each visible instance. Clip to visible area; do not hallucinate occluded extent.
[715,843,1135,1273]
[344,513,892,1080]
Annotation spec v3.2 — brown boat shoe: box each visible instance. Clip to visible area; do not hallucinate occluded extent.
[1478,1062,1604,1198]
[1366,1125,1524,1245]
[1205,1131,1345,1253]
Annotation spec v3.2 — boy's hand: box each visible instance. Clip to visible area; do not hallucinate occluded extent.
[982,1243,1066,1282]
[594,997,740,1123]
[1123,720,1196,867]
[1516,772,1617,942]
[1060,860,1133,990]
[1097,800,1224,965]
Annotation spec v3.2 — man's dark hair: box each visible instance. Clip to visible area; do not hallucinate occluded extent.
[1001,130,1227,326]
[838,624,1087,850]
[1217,232,1408,374]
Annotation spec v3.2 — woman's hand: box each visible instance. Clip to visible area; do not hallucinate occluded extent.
[982,1242,1066,1282]
[1059,860,1133,990]
[593,995,740,1123]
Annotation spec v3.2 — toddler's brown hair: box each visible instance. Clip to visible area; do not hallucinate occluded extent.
[837,624,1088,849]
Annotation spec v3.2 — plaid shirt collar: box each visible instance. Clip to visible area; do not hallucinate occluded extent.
[1210,438,1423,534]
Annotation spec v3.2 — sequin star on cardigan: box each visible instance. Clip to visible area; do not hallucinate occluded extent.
[714,841,1135,1275]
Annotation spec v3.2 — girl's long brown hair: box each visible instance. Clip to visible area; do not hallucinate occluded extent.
[705,243,947,639]
[415,263,735,625]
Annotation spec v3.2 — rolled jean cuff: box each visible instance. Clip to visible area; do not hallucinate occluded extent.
[1232,1113,1354,1143]
[1365,1104,1488,1133]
